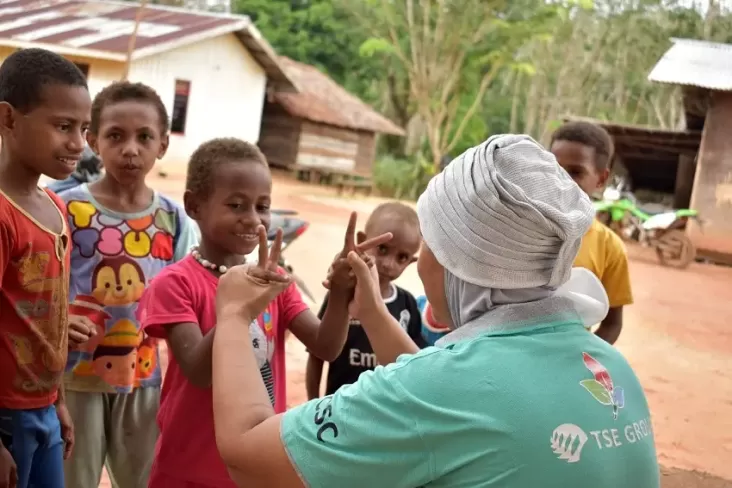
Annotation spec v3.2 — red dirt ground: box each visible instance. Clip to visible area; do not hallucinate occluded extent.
[95,173,731,487]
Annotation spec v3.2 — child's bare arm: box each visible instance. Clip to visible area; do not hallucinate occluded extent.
[164,323,216,388]
[597,234,632,345]
[0,220,11,288]
[305,354,324,400]
[595,307,623,344]
[289,294,350,362]
[291,211,393,360]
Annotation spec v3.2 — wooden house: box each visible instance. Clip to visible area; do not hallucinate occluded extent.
[0,0,294,174]
[648,38,732,262]
[258,57,405,179]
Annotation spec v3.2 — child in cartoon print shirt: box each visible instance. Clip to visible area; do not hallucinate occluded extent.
[57,82,198,488]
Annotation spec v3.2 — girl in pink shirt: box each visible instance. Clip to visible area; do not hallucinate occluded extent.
[136,138,356,488]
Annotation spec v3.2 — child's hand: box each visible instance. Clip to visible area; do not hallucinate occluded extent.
[323,212,392,293]
[56,402,74,460]
[68,315,96,350]
[345,251,384,320]
[0,444,17,488]
[217,227,293,320]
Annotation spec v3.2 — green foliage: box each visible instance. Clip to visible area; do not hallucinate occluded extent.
[224,0,732,191]
[372,154,435,200]
[231,0,382,106]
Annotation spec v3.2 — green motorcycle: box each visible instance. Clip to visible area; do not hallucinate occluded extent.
[594,182,702,269]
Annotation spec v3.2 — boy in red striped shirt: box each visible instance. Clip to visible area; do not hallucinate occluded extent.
[0,48,95,488]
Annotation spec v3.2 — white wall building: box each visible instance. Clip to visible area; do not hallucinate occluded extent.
[0,0,294,172]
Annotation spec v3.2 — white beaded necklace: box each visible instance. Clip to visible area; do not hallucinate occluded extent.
[191,247,244,274]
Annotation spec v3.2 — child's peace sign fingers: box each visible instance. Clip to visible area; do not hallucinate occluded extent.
[340,212,358,257]
[268,228,283,272]
[257,225,269,268]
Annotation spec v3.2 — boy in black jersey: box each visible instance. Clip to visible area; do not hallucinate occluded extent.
[305,202,425,398]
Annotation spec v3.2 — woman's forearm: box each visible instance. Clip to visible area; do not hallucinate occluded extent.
[359,304,419,365]
[212,310,275,464]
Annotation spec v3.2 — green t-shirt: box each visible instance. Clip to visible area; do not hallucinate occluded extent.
[281,319,660,488]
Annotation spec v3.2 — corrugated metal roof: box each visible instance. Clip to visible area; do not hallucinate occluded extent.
[0,0,295,90]
[564,115,701,157]
[648,38,732,91]
[273,56,405,136]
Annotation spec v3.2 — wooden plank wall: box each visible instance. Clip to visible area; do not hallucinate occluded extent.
[297,121,359,173]
[258,102,301,169]
[689,90,732,259]
[355,131,377,176]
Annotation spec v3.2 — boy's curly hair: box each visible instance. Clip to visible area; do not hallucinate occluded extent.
[550,121,615,171]
[0,48,88,113]
[186,138,268,198]
[90,81,169,135]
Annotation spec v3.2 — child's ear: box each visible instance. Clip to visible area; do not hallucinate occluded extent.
[158,133,169,160]
[597,167,611,190]
[86,133,99,154]
[0,102,15,135]
[356,231,367,245]
[183,190,199,220]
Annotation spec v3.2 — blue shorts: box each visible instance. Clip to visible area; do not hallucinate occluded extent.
[0,406,64,488]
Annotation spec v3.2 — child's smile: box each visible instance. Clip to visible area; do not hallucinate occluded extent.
[193,161,272,261]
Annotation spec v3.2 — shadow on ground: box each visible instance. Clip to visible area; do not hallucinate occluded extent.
[663,467,732,487]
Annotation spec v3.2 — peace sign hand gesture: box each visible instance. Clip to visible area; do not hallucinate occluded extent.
[216,226,293,320]
[325,212,392,293]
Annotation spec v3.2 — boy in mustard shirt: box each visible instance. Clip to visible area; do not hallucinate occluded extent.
[550,121,633,344]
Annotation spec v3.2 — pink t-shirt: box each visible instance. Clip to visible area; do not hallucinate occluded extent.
[137,255,309,487]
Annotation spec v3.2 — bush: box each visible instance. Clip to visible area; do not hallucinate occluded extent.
[372,154,434,200]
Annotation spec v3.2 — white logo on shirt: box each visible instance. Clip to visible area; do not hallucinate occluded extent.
[349,349,377,368]
[551,424,588,463]
[399,310,410,331]
[249,319,270,368]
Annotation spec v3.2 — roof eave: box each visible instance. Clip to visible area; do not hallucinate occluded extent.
[0,39,125,61]
[647,37,732,92]
[275,98,406,135]
[378,125,406,137]
[234,25,297,93]
[132,18,250,61]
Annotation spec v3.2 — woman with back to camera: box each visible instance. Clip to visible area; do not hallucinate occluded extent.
[210,135,661,488]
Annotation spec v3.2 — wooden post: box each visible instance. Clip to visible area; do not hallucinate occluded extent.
[122,0,148,80]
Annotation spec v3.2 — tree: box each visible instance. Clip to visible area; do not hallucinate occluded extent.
[232,1,378,98]
[338,0,558,171]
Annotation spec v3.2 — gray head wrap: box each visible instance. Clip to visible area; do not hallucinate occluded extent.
[416,134,595,328]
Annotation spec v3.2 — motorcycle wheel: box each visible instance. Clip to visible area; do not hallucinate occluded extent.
[655,229,696,269]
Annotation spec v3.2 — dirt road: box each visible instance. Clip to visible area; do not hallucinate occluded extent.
[98,173,731,487]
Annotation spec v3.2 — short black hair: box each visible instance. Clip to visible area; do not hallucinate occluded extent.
[550,121,615,170]
[90,81,169,135]
[366,201,419,235]
[186,137,268,198]
[0,48,88,113]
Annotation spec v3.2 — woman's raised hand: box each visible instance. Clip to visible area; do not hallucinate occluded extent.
[345,250,383,320]
[324,211,392,292]
[216,226,292,320]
